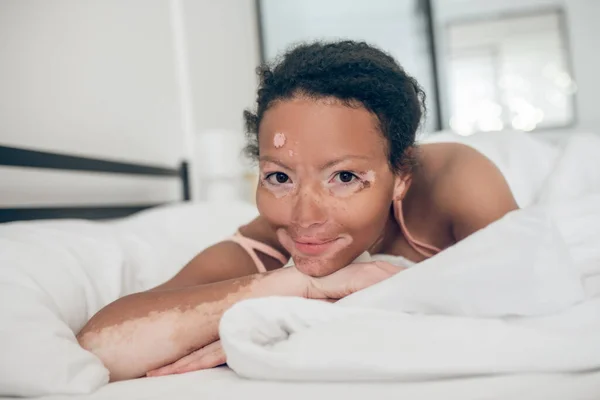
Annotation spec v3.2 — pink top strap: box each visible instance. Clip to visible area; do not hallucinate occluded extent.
[227,231,288,273]
[394,200,442,258]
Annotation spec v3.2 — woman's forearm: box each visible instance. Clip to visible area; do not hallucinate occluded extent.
[77,267,305,382]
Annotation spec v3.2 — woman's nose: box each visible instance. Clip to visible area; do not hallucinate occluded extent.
[291,187,327,229]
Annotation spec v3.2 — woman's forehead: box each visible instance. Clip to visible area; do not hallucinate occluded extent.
[258,98,387,160]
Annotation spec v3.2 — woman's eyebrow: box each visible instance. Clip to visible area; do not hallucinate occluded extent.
[319,155,372,170]
[259,155,372,171]
[258,156,291,170]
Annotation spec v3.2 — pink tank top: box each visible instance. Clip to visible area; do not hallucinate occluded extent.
[393,199,442,258]
[227,231,288,273]
[227,199,442,273]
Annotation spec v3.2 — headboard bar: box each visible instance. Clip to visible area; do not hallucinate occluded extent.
[0,205,162,223]
[0,145,179,176]
[0,144,191,223]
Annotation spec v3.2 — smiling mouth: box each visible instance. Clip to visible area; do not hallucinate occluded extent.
[293,238,341,256]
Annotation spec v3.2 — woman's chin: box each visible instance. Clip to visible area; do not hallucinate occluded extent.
[293,256,347,277]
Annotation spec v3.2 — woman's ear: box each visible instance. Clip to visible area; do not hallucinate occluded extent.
[393,173,412,201]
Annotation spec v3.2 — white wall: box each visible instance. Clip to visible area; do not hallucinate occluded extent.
[182,0,260,135]
[0,0,184,165]
[0,0,185,206]
[0,0,261,206]
[566,0,600,133]
[180,0,261,201]
[433,0,600,133]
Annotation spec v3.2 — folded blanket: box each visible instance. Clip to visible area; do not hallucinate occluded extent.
[220,195,600,381]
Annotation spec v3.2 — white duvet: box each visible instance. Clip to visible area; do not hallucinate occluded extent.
[1,130,600,399]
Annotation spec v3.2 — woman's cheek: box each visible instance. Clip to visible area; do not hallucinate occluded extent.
[325,177,373,198]
[256,188,292,226]
[327,184,360,198]
[255,188,270,215]
[332,190,390,243]
[259,179,295,199]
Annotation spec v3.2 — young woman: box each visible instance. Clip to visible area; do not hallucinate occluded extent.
[77,41,518,381]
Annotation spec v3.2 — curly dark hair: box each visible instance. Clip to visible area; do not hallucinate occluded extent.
[243,40,426,173]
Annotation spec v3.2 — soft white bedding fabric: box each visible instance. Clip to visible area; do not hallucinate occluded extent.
[0,202,260,397]
[1,131,599,399]
[37,367,600,400]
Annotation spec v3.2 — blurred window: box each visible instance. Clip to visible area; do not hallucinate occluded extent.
[446,10,576,135]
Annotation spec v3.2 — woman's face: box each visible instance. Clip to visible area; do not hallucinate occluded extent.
[256,97,402,277]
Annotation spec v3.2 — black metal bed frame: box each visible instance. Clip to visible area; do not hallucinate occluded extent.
[0,145,190,223]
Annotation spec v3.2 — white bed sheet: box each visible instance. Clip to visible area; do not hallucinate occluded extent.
[37,367,600,400]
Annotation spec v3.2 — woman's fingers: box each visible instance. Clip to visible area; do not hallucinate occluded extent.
[146,352,196,377]
[146,361,180,377]
[146,340,226,377]
[307,261,404,300]
[170,340,226,374]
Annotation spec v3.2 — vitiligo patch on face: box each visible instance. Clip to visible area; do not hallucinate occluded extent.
[288,149,295,157]
[364,170,376,184]
[326,169,377,198]
[358,170,376,190]
[273,189,291,199]
[273,132,286,148]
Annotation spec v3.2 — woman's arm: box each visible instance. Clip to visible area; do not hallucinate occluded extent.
[78,216,291,382]
[77,261,305,382]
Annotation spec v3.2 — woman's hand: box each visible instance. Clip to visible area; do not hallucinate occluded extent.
[146,340,225,377]
[304,260,403,300]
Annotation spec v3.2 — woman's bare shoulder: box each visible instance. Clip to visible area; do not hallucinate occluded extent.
[414,141,477,180]
[418,141,502,183]
[417,141,518,240]
[151,216,288,291]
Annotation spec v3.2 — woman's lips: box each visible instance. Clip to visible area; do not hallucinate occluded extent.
[293,238,340,256]
[276,228,352,260]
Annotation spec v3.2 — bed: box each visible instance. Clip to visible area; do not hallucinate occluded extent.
[1,133,600,400]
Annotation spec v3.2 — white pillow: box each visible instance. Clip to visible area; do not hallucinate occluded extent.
[0,221,122,396]
[111,201,259,293]
[537,133,600,203]
[0,201,258,397]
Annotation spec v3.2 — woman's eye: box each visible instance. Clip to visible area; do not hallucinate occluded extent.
[275,172,289,183]
[336,171,357,184]
[266,172,290,184]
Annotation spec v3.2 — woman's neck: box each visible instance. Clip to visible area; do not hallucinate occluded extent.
[368,178,425,259]
[368,207,402,255]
